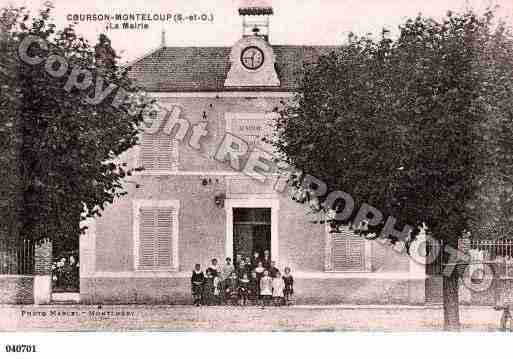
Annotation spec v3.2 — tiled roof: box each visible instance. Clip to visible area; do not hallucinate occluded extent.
[127,45,337,92]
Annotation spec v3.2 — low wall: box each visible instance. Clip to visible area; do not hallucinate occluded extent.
[425,275,507,306]
[0,275,34,304]
[80,276,425,305]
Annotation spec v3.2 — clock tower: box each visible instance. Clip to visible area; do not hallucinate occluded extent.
[224,1,280,87]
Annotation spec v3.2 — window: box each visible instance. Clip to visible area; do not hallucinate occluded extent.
[134,200,179,271]
[325,226,369,272]
[139,132,178,171]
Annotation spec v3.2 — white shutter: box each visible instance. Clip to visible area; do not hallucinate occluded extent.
[140,134,157,171]
[140,133,177,171]
[331,228,366,272]
[156,208,174,267]
[157,134,177,171]
[138,207,175,270]
[139,208,156,269]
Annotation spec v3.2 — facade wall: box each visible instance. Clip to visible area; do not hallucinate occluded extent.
[95,175,229,273]
[81,93,419,304]
[156,96,284,173]
[90,174,413,274]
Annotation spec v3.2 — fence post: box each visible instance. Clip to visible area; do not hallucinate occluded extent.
[33,238,52,305]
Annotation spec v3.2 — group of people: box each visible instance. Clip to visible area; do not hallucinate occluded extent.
[51,255,79,291]
[191,249,294,307]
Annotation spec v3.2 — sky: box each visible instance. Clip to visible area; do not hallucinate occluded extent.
[4,0,513,62]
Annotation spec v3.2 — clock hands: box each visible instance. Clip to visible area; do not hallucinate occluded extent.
[243,51,256,67]
[241,47,263,69]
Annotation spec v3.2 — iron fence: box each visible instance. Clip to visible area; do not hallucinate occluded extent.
[0,239,34,275]
[469,238,513,278]
[426,238,444,275]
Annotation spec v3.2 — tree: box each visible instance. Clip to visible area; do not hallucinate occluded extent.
[0,4,152,272]
[273,9,513,330]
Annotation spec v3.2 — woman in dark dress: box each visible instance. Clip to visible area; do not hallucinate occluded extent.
[283,266,294,305]
[202,269,215,306]
[191,264,205,306]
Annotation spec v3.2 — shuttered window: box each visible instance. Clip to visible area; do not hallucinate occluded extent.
[330,228,366,272]
[140,132,178,171]
[137,207,176,270]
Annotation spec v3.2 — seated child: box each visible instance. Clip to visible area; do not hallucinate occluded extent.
[272,270,284,306]
[191,264,205,306]
[237,258,250,279]
[283,266,294,305]
[244,256,252,270]
[224,272,239,305]
[260,270,273,307]
[238,272,250,306]
[202,269,215,306]
[235,254,243,269]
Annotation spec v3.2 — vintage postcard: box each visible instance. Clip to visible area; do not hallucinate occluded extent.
[1,0,513,354]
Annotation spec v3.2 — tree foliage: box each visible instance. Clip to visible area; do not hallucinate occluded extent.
[0,4,152,248]
[275,9,513,245]
[273,9,513,329]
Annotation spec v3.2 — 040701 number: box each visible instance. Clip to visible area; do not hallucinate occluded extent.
[5,345,37,353]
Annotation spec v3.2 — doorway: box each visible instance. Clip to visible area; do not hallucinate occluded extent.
[233,208,271,261]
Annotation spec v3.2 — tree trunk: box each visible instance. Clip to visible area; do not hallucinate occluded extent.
[443,268,460,331]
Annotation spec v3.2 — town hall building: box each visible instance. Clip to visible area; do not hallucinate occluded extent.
[78,1,428,305]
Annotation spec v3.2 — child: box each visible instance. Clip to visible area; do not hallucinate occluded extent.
[272,270,284,306]
[260,270,273,307]
[283,266,294,305]
[244,256,252,269]
[254,261,265,282]
[203,269,215,306]
[191,264,205,306]
[238,272,250,306]
[262,249,271,269]
[237,258,250,279]
[213,272,222,305]
[209,258,220,278]
[254,261,265,304]
[221,257,235,281]
[251,251,260,269]
[268,260,278,278]
[235,254,243,269]
[225,272,239,305]
[249,271,259,305]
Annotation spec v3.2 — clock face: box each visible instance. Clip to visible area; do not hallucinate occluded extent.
[241,46,265,70]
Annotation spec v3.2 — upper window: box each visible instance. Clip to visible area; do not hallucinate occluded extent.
[140,132,178,171]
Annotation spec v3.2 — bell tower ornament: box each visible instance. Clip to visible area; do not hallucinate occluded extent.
[224,1,280,87]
